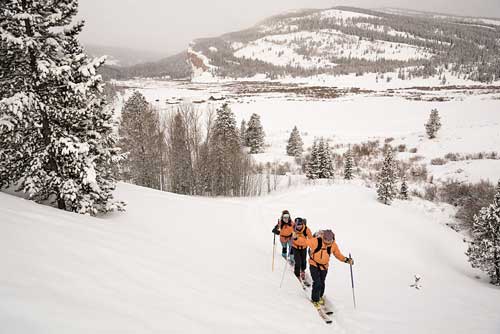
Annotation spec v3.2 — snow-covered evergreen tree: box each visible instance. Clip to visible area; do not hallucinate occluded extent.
[306,138,333,179]
[208,104,242,195]
[306,140,321,180]
[344,148,354,180]
[466,181,500,286]
[425,108,442,139]
[0,0,124,214]
[400,175,409,200]
[118,92,162,189]
[318,139,334,179]
[377,148,397,205]
[286,126,304,158]
[240,119,247,146]
[245,113,265,153]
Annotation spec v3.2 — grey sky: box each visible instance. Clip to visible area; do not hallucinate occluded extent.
[78,0,500,55]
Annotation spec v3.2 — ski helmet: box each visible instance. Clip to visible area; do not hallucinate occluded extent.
[294,218,304,231]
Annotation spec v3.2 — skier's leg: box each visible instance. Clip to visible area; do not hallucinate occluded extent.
[310,265,321,302]
[281,241,287,258]
[293,247,301,277]
[287,239,294,264]
[300,249,307,272]
[319,268,328,298]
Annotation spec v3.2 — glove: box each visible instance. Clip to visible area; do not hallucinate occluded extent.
[344,257,354,265]
[272,225,280,235]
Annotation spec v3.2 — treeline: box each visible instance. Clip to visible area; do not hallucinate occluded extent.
[119,92,271,196]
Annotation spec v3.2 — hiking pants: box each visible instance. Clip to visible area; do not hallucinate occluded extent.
[310,265,328,302]
[293,247,307,277]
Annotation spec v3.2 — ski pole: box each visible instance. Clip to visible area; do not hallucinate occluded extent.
[349,252,356,309]
[272,234,276,272]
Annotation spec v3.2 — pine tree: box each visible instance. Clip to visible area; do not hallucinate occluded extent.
[377,148,397,205]
[0,0,124,214]
[168,112,193,194]
[318,139,334,179]
[466,181,500,286]
[240,119,247,146]
[286,126,304,158]
[118,92,162,189]
[344,148,354,180]
[245,113,265,153]
[425,108,442,139]
[208,104,242,195]
[400,175,409,200]
[306,140,321,180]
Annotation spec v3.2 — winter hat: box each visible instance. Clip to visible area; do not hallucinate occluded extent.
[294,218,304,231]
[323,229,335,244]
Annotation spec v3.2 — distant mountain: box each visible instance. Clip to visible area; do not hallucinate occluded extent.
[104,6,500,83]
[83,44,165,67]
[187,6,500,82]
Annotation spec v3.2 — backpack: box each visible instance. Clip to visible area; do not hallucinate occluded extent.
[310,237,331,256]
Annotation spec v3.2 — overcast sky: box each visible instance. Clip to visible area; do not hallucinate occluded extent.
[78,0,500,55]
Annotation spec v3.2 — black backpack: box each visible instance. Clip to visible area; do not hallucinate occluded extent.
[310,237,331,256]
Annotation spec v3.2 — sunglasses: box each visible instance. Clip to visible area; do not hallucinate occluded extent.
[282,214,290,219]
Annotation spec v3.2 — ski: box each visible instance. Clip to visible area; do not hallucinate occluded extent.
[321,297,334,315]
[314,305,333,324]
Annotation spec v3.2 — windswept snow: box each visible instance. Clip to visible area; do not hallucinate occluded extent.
[1,183,500,333]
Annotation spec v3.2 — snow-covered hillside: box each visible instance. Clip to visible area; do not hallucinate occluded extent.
[1,182,500,333]
[187,6,500,83]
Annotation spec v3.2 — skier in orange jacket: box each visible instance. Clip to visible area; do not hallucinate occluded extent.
[291,217,312,282]
[305,229,354,308]
[272,210,294,261]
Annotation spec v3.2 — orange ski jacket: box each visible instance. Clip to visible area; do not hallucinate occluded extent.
[292,224,312,249]
[306,237,347,270]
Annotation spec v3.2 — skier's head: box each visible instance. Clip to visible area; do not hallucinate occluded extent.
[322,229,335,245]
[294,217,305,231]
[281,210,290,222]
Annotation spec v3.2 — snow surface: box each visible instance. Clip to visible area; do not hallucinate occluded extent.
[1,182,500,333]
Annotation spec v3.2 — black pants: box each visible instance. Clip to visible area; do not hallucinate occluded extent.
[293,247,307,277]
[310,265,328,302]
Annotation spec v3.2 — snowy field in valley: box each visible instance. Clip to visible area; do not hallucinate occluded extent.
[116,79,500,184]
[1,182,500,333]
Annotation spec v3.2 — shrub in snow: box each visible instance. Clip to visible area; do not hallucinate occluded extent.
[430,157,448,166]
[0,0,124,215]
[466,181,500,286]
[377,148,397,205]
[425,108,442,139]
[286,126,304,158]
[245,113,265,154]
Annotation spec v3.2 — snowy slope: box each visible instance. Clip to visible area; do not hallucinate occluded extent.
[1,183,500,333]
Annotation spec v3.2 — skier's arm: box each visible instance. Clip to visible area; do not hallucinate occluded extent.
[332,242,349,263]
[305,237,318,249]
